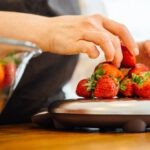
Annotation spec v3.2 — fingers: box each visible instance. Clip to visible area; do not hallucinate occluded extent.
[109,34,123,67]
[103,18,139,56]
[76,40,100,58]
[82,31,115,61]
[112,38,123,67]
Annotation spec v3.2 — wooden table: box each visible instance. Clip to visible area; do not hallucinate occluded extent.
[0,123,150,150]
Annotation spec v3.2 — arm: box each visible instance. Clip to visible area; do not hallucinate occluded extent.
[0,11,138,67]
[0,11,49,51]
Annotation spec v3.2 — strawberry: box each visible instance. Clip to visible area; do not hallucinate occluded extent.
[3,61,16,88]
[76,79,92,98]
[132,71,150,98]
[94,75,119,98]
[121,45,136,68]
[0,63,5,88]
[94,63,124,81]
[128,63,149,77]
[119,77,134,97]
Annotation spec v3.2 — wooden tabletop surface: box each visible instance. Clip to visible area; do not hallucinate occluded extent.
[0,123,150,150]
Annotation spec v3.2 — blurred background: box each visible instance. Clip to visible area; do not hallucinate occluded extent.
[63,0,150,98]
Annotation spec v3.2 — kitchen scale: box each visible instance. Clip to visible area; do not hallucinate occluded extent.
[32,98,150,133]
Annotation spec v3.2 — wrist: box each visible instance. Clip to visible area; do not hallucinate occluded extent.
[30,16,51,52]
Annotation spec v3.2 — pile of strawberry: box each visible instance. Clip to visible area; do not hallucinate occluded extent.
[0,54,17,90]
[76,46,150,99]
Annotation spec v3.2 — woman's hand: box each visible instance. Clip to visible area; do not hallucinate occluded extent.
[137,40,150,68]
[42,15,138,67]
[0,12,138,67]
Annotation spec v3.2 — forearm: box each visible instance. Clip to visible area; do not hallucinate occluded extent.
[0,11,49,51]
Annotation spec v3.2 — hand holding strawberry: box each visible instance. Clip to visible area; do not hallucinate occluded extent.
[76,44,150,99]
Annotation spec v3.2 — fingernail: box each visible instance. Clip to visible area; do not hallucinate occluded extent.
[134,48,139,55]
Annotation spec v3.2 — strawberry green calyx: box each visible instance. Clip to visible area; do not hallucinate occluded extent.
[113,77,120,85]
[132,74,144,85]
[132,71,150,86]
[86,75,97,91]
[86,66,105,91]
[94,62,124,81]
[94,66,105,80]
[119,77,134,97]
[120,83,126,91]
[76,79,93,98]
[89,65,120,92]
[120,78,131,91]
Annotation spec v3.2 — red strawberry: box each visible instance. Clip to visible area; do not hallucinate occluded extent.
[3,61,16,88]
[128,63,149,77]
[132,72,150,98]
[76,79,92,98]
[94,75,119,98]
[121,45,136,68]
[0,63,5,88]
[94,63,124,81]
[134,81,150,98]
[119,77,134,97]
